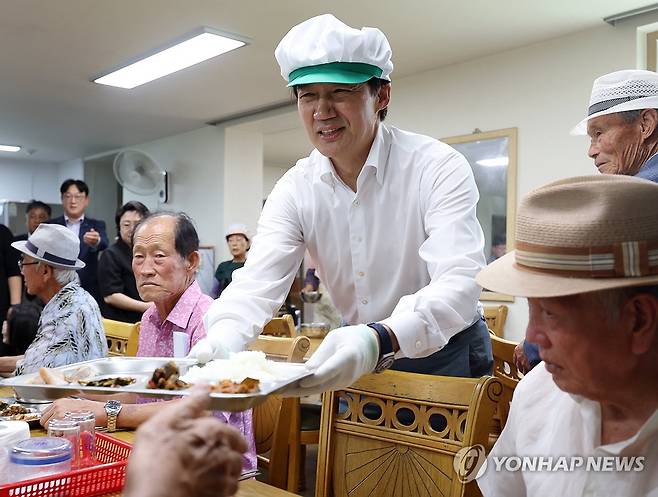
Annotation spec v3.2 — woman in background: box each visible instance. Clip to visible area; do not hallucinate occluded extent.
[99,201,150,323]
[211,224,249,298]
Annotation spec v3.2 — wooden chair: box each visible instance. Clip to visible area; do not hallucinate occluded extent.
[316,371,501,497]
[102,318,140,356]
[483,305,508,337]
[262,315,296,337]
[489,334,523,429]
[248,335,310,490]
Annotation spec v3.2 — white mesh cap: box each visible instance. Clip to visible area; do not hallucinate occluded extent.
[225,223,249,240]
[571,70,658,135]
[275,14,393,87]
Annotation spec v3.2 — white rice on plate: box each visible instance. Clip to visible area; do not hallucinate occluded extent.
[180,351,281,384]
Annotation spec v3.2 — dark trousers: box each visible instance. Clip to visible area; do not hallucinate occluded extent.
[390,317,493,377]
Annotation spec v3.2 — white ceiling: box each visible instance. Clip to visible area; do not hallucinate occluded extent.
[0,0,651,164]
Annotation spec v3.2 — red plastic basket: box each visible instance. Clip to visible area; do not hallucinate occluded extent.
[0,433,132,497]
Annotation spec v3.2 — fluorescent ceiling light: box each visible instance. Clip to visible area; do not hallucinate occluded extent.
[93,28,248,89]
[0,144,21,153]
[476,157,508,167]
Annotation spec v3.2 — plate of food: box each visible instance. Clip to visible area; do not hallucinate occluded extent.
[0,400,41,426]
[2,352,312,412]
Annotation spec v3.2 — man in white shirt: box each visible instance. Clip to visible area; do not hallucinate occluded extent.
[190,14,491,394]
[476,175,658,497]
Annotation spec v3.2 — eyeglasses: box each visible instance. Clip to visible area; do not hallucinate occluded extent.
[63,193,86,201]
[18,260,39,270]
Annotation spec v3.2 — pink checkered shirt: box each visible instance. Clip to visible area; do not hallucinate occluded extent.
[137,280,256,472]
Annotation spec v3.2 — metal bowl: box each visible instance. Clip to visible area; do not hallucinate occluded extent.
[301,291,322,303]
[301,322,330,338]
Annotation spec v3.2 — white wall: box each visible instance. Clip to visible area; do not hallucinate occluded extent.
[263,164,291,200]
[121,126,226,264]
[0,158,73,204]
[220,127,264,262]
[385,17,646,341]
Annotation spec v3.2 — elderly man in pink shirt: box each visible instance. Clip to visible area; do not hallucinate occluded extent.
[40,212,256,472]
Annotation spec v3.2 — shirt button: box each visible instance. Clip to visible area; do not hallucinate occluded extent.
[361,299,368,305]
[358,271,365,277]
[415,341,422,349]
[354,200,360,206]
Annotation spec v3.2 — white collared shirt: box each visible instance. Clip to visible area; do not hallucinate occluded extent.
[64,215,84,238]
[478,364,658,497]
[204,124,485,358]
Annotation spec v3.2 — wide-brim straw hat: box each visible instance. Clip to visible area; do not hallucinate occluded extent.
[11,223,85,270]
[275,14,393,87]
[477,175,658,298]
[571,69,658,135]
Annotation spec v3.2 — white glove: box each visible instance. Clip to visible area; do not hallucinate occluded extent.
[187,337,230,364]
[284,324,379,396]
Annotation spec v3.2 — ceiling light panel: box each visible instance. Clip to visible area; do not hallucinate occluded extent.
[0,144,21,152]
[93,28,248,89]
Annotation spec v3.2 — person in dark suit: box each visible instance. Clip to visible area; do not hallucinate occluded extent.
[47,179,108,305]
[14,200,51,306]
[14,200,52,242]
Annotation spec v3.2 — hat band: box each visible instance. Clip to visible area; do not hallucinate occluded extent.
[288,62,383,84]
[588,95,652,116]
[514,241,658,278]
[25,240,77,267]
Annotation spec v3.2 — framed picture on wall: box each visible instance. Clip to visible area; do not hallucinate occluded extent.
[442,127,518,302]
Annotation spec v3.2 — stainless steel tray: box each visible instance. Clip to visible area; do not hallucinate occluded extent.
[1,357,311,412]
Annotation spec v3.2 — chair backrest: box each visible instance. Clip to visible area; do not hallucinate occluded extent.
[247,335,310,489]
[316,371,501,497]
[262,315,296,337]
[489,334,523,428]
[483,305,508,337]
[102,318,140,356]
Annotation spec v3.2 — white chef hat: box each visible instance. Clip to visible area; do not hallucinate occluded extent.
[275,14,393,87]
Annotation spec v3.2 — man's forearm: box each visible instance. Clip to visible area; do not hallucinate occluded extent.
[8,276,22,305]
[104,293,150,313]
[117,399,182,430]
[0,355,21,374]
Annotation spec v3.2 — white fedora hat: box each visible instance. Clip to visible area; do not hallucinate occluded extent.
[11,223,85,270]
[477,175,658,298]
[571,69,658,135]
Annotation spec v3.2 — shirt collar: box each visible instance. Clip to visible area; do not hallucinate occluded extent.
[164,280,203,329]
[64,215,85,224]
[637,152,658,183]
[317,124,392,189]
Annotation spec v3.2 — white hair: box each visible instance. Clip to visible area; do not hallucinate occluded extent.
[52,268,79,286]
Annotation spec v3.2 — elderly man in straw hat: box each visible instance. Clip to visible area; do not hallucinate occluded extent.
[516,69,658,374]
[191,14,491,393]
[0,224,107,375]
[476,175,658,497]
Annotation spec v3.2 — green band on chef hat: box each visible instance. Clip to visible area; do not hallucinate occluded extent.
[287,62,383,87]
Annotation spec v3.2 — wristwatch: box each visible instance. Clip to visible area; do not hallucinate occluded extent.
[105,400,122,432]
[367,322,396,373]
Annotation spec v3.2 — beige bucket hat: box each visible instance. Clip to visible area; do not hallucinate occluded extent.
[571,69,658,135]
[476,175,658,298]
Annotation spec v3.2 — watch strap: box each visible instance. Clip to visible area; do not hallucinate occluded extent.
[367,322,393,358]
[105,401,121,432]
